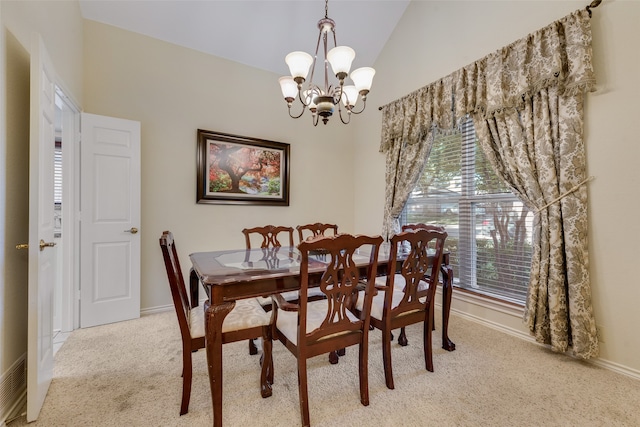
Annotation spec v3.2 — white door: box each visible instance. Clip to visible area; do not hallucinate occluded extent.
[80,113,141,328]
[27,34,56,422]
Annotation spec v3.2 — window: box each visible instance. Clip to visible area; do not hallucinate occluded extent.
[401,116,533,304]
[54,139,62,205]
[54,139,63,232]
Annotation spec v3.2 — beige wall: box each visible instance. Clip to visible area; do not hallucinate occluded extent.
[82,20,357,310]
[0,0,82,377]
[2,0,83,103]
[353,1,640,374]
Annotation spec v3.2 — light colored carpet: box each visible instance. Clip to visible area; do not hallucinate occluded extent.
[9,309,640,427]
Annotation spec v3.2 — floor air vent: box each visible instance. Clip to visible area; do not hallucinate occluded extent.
[0,355,26,420]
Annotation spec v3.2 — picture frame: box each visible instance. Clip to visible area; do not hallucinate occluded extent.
[196,129,290,206]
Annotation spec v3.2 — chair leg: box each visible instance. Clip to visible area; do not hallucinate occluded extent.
[249,338,258,355]
[260,327,273,398]
[424,310,434,372]
[382,329,394,390]
[328,348,346,364]
[297,358,311,427]
[398,327,408,346]
[266,348,274,386]
[359,339,370,406]
[180,347,192,415]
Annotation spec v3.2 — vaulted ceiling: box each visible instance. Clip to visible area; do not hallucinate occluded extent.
[79,0,410,76]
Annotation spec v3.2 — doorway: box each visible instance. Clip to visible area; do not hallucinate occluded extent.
[53,86,80,338]
[51,97,142,334]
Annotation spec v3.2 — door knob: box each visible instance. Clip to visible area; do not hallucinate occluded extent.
[39,239,56,251]
[125,227,139,234]
[16,240,57,251]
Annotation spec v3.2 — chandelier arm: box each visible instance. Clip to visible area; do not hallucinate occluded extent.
[335,98,351,124]
[287,103,307,119]
[308,29,324,87]
[349,99,367,115]
[337,106,352,124]
[322,31,330,93]
[297,88,310,107]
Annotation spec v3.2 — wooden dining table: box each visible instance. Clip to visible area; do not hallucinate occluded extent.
[189,245,455,427]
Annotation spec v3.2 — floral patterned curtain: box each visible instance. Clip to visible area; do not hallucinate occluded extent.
[380,76,455,240]
[379,9,598,358]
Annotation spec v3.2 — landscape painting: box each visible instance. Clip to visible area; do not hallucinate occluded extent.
[197,130,290,205]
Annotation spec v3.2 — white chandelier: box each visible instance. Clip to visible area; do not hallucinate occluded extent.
[278,0,375,126]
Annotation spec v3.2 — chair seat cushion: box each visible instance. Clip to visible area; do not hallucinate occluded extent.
[256,287,326,307]
[256,290,299,307]
[276,299,359,346]
[255,296,273,307]
[189,297,272,338]
[376,274,429,293]
[356,285,427,322]
[355,289,404,321]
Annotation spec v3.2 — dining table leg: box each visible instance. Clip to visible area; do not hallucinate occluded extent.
[440,265,456,351]
[204,299,235,427]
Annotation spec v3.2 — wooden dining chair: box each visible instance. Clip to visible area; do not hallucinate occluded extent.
[295,222,338,244]
[242,224,295,249]
[272,233,382,427]
[296,223,343,363]
[397,223,447,343]
[242,225,296,354]
[402,223,445,233]
[354,228,447,390]
[159,231,274,415]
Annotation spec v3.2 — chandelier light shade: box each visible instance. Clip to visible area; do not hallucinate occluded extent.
[340,86,358,107]
[285,52,313,81]
[278,0,375,126]
[326,46,355,78]
[278,77,299,100]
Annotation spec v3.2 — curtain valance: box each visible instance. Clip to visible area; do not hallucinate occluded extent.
[380,9,596,153]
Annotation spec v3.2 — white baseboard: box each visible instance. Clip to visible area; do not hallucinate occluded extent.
[141,298,208,317]
[140,304,173,316]
[448,304,536,343]
[589,355,640,380]
[444,289,640,382]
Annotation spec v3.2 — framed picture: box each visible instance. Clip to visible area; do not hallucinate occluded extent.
[197,129,290,206]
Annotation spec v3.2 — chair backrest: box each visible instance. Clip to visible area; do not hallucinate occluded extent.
[401,223,445,233]
[400,223,446,255]
[242,225,295,249]
[296,223,338,244]
[386,228,448,315]
[297,233,383,345]
[159,231,192,342]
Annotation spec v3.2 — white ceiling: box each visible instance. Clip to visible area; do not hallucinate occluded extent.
[78,0,411,76]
